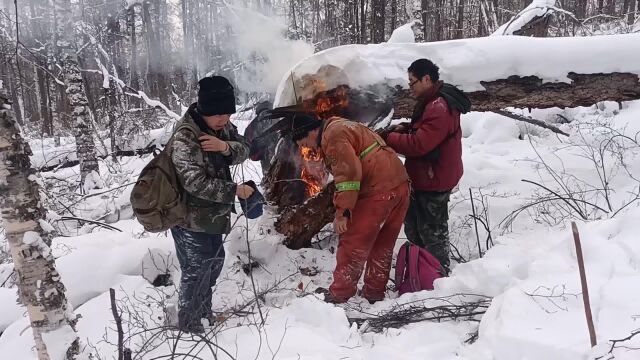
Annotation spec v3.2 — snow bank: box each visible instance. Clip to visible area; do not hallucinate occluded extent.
[4,99,640,359]
[492,0,558,36]
[274,34,640,106]
[0,288,22,332]
[387,21,417,43]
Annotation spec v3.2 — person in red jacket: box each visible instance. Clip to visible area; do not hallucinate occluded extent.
[378,58,470,275]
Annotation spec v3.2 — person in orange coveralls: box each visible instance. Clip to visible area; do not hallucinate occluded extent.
[290,113,410,304]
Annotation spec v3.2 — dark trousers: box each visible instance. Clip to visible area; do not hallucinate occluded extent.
[404,190,451,275]
[171,226,225,330]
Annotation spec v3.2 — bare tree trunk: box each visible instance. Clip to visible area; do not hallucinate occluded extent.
[421,0,429,40]
[624,0,636,24]
[129,5,144,92]
[433,0,443,40]
[0,90,79,360]
[29,0,53,137]
[390,0,397,32]
[371,0,386,42]
[6,61,24,126]
[55,0,100,190]
[360,0,367,42]
[456,0,465,38]
[410,0,425,41]
[606,0,617,15]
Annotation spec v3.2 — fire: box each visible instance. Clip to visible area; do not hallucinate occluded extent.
[300,146,324,197]
[302,84,350,118]
[298,85,351,197]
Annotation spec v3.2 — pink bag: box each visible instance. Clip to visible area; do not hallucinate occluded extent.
[395,242,443,295]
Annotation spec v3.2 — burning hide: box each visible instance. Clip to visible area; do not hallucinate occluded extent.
[259,84,393,249]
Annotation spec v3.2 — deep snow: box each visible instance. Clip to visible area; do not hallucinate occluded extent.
[2,98,640,359]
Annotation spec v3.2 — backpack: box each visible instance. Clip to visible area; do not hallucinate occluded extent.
[394,242,443,295]
[130,122,199,233]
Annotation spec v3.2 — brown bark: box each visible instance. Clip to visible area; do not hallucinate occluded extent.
[263,138,308,211]
[275,182,336,250]
[391,72,640,117]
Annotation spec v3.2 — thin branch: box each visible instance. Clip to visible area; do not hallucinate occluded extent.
[57,216,123,232]
[521,179,610,218]
[494,110,570,137]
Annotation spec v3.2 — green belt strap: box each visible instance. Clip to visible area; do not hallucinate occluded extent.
[336,181,361,192]
[359,142,380,159]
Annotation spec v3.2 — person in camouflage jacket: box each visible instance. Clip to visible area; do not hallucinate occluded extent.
[170,76,252,333]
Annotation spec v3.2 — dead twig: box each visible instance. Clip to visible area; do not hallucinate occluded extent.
[595,329,640,359]
[348,296,491,333]
[109,288,130,360]
[469,188,483,258]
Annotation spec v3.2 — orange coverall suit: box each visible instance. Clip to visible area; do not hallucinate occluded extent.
[320,117,410,302]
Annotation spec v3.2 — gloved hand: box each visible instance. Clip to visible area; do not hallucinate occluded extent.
[376,123,410,139]
[375,127,392,140]
[392,123,411,133]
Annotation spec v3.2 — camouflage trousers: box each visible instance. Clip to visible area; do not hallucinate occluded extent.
[171,226,225,331]
[404,190,451,275]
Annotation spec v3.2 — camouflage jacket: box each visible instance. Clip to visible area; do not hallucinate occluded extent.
[171,110,249,234]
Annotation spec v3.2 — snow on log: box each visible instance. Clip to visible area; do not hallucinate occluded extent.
[492,0,559,36]
[274,34,640,111]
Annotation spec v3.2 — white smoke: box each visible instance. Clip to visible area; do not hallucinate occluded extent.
[222,3,315,97]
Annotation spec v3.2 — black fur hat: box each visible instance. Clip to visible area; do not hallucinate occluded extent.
[197,76,236,116]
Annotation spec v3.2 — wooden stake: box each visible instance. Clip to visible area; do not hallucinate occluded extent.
[571,222,597,347]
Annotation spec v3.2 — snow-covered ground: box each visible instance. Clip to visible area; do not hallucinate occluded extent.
[2,100,640,358]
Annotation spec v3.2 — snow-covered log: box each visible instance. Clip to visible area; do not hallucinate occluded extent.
[492,0,559,36]
[274,34,640,111]
[391,72,640,117]
[0,91,79,359]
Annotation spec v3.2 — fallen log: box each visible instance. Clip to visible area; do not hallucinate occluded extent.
[263,138,307,211]
[270,72,640,249]
[391,72,640,117]
[274,182,336,250]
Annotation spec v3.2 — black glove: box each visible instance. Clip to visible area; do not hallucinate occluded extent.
[375,127,392,140]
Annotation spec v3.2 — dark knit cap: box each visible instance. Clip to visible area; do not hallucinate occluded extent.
[197,76,236,116]
[290,113,322,141]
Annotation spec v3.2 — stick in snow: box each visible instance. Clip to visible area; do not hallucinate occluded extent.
[571,222,597,347]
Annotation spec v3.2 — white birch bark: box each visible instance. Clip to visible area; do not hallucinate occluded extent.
[0,90,79,359]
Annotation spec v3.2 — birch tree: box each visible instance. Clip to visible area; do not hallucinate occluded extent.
[54,0,101,190]
[0,90,79,359]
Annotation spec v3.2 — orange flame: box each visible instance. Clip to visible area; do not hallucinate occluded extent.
[300,147,324,197]
[297,85,350,197]
[302,85,350,119]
